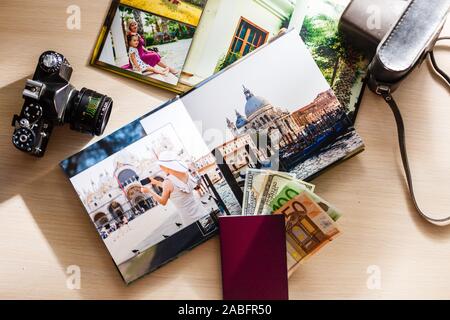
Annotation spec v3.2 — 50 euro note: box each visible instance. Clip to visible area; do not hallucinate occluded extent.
[242,169,314,216]
[274,192,340,276]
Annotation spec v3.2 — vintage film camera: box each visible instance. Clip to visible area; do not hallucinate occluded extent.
[11,51,113,157]
[339,0,411,56]
[340,0,449,92]
[340,0,450,225]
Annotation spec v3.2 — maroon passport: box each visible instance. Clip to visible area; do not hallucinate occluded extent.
[218,215,288,300]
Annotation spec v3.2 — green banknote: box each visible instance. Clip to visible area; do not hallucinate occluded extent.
[270,181,342,221]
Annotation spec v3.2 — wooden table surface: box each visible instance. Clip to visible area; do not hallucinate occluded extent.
[1,0,450,300]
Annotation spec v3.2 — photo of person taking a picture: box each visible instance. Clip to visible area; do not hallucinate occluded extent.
[141,151,208,227]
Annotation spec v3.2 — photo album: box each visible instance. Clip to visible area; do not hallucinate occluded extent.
[91,0,368,121]
[62,30,365,284]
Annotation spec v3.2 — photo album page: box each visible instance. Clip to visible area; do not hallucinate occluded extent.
[182,30,364,199]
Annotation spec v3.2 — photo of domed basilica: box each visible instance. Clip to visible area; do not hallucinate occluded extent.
[227,86,301,148]
[78,150,164,239]
[215,85,355,183]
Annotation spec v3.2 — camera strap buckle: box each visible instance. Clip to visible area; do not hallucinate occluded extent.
[375,84,391,96]
[23,79,46,100]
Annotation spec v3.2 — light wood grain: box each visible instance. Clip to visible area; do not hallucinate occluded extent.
[1,0,450,300]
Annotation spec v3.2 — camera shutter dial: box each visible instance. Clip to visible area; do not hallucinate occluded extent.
[12,127,36,152]
[40,52,63,73]
[24,103,43,123]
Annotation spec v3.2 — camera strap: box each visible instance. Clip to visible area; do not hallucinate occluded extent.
[374,41,450,225]
[430,37,450,86]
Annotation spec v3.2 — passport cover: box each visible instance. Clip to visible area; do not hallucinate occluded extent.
[218,215,288,300]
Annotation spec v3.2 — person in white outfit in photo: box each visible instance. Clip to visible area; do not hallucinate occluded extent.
[141,151,208,227]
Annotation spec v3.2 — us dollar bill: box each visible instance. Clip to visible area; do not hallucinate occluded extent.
[253,173,298,215]
[245,169,315,216]
[274,192,340,273]
[270,181,342,221]
[242,169,304,215]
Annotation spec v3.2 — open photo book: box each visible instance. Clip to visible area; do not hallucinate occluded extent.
[61,30,364,284]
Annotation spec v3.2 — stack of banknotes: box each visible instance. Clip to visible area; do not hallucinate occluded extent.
[243,169,341,276]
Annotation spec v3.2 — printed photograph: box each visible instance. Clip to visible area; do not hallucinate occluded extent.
[120,0,208,26]
[299,0,369,120]
[182,0,307,86]
[67,100,240,284]
[182,31,364,188]
[94,0,206,88]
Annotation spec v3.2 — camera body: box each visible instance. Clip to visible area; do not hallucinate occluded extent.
[339,0,449,92]
[339,0,411,56]
[12,51,113,157]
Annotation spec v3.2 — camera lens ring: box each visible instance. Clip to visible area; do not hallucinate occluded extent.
[94,96,113,136]
[66,88,113,136]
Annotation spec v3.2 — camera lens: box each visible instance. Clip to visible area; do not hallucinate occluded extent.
[66,88,113,136]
